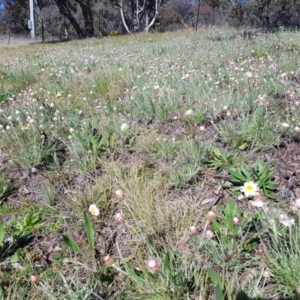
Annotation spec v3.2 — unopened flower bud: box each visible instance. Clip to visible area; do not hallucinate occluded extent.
[30,274,39,284]
[115,189,125,199]
[296,287,300,294]
[206,211,215,221]
[294,126,300,133]
[104,255,113,266]
[185,109,193,116]
[115,212,124,222]
[262,270,271,279]
[232,217,240,225]
[121,123,129,131]
[146,258,160,273]
[190,226,199,235]
[254,192,263,201]
[205,229,214,239]
[257,248,264,255]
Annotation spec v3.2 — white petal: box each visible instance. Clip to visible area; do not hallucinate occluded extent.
[279,217,295,227]
[238,194,245,200]
[250,200,265,207]
[281,123,289,128]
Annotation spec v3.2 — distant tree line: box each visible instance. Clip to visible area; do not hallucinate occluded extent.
[0,0,300,38]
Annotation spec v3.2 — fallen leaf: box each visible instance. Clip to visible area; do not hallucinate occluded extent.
[201,197,219,206]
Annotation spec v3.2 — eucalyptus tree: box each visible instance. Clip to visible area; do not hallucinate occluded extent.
[109,0,163,33]
[53,0,94,38]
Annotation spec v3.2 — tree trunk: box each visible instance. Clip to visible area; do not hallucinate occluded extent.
[114,0,161,33]
[54,0,87,38]
[119,0,131,33]
[75,0,94,37]
[131,0,140,32]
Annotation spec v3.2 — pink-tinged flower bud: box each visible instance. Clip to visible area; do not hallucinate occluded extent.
[206,211,215,221]
[104,255,113,266]
[257,248,264,255]
[254,192,263,201]
[296,287,300,294]
[232,217,240,225]
[205,229,215,239]
[146,258,160,273]
[115,189,125,199]
[294,126,300,133]
[115,212,124,222]
[190,226,199,235]
[262,270,271,279]
[260,260,267,268]
[172,116,179,121]
[30,274,39,284]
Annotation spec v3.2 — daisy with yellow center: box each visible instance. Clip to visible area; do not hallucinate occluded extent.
[89,204,99,216]
[241,181,259,198]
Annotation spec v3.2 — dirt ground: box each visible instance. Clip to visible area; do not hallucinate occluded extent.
[0,34,45,47]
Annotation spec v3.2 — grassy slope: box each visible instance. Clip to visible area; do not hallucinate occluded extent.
[0,28,300,299]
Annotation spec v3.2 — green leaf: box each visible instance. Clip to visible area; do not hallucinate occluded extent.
[257,167,269,185]
[207,268,222,287]
[238,142,248,150]
[230,186,242,192]
[212,147,222,158]
[227,165,246,182]
[88,135,96,151]
[211,220,221,234]
[228,176,244,184]
[267,167,276,177]
[9,249,21,263]
[61,234,83,254]
[109,134,116,148]
[255,158,263,172]
[264,191,278,200]
[96,135,103,149]
[264,183,279,190]
[53,152,59,166]
[221,182,232,188]
[0,286,4,300]
[0,221,5,246]
[73,132,83,143]
[215,284,225,300]
[84,212,95,254]
[240,164,251,180]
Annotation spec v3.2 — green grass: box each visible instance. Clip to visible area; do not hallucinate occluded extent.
[0,28,300,299]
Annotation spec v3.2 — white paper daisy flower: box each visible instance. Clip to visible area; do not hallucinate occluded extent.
[89,204,100,216]
[241,181,259,198]
[279,214,295,227]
